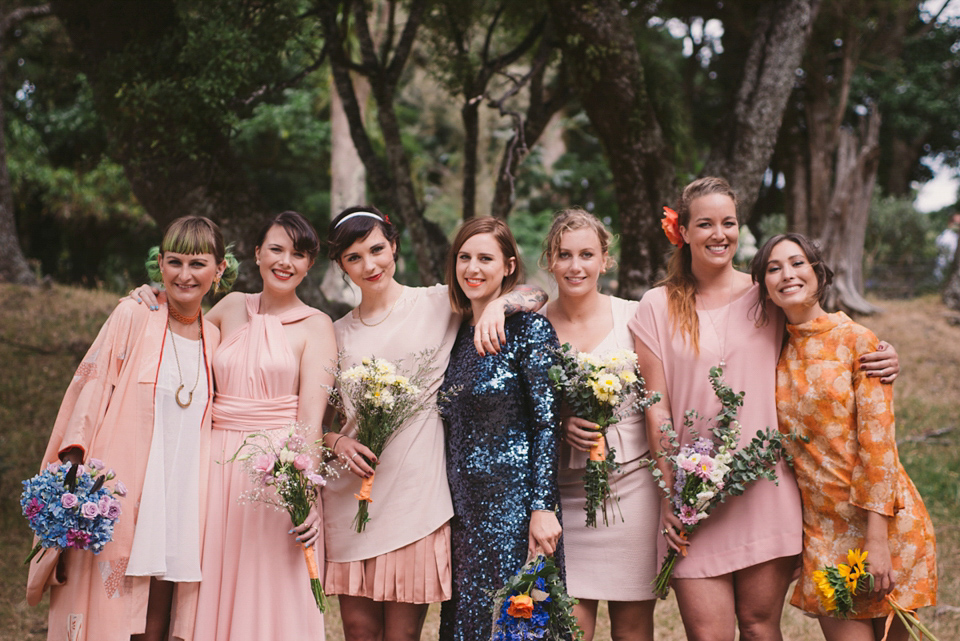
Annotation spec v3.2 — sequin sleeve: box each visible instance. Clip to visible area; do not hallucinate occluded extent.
[849,325,899,516]
[515,313,562,512]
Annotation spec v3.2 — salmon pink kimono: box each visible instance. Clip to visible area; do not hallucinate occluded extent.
[26,299,218,641]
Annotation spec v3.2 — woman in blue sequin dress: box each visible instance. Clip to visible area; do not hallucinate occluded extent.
[438,217,564,641]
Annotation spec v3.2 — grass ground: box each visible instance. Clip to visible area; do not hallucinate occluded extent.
[1,284,957,640]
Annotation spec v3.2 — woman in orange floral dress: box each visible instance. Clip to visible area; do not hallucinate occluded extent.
[752,233,937,641]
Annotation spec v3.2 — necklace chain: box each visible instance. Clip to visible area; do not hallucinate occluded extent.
[168,317,203,408]
[702,279,733,368]
[358,291,401,327]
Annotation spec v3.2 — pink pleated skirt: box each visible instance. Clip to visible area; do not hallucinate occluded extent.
[324,521,452,603]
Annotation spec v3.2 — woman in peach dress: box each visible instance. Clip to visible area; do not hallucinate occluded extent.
[752,233,936,641]
[321,206,546,641]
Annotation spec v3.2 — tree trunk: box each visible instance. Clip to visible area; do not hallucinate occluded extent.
[548,0,674,299]
[461,99,479,220]
[330,72,368,213]
[51,0,270,292]
[819,107,882,315]
[0,3,52,286]
[321,0,447,285]
[703,0,821,218]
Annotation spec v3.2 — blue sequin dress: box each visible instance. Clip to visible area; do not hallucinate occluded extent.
[438,312,564,641]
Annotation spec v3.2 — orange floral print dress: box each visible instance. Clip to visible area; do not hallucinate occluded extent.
[775,312,937,618]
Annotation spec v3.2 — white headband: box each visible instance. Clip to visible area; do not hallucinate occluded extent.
[335,211,384,228]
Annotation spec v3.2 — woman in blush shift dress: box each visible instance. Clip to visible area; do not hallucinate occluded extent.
[439,217,563,641]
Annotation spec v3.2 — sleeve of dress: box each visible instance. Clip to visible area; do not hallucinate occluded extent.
[518,314,562,512]
[848,324,899,517]
[41,301,136,462]
[627,289,663,361]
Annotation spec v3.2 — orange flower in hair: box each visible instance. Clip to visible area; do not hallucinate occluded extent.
[661,207,684,247]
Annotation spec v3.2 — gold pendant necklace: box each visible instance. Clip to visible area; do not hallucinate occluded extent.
[358,290,401,327]
[168,317,203,408]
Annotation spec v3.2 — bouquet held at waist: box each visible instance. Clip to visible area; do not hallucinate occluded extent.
[548,344,659,528]
[228,422,336,612]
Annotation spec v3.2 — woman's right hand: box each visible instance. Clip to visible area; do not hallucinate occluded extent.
[127,284,164,310]
[563,416,600,452]
[330,435,378,478]
[660,497,689,554]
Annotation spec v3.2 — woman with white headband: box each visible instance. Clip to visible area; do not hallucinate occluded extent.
[322,206,547,641]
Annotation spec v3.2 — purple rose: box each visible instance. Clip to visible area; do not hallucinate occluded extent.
[61,493,79,509]
[88,458,104,471]
[98,495,112,517]
[114,481,128,497]
[24,497,45,518]
[66,529,92,549]
[81,501,100,519]
[105,498,122,520]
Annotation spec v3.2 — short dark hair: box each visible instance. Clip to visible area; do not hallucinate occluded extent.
[327,205,401,264]
[750,233,834,326]
[255,211,320,261]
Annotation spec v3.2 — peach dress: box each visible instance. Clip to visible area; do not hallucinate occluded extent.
[776,312,937,617]
[193,294,325,640]
[629,285,803,578]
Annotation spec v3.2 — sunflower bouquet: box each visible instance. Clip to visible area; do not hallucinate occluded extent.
[329,352,436,533]
[549,344,659,527]
[815,549,941,640]
[650,367,791,598]
[229,422,336,611]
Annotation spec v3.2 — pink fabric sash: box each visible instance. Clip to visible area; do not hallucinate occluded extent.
[212,393,298,431]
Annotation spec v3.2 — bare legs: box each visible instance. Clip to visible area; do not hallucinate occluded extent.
[819,614,908,641]
[130,577,174,641]
[338,595,428,641]
[673,555,795,641]
[573,598,656,641]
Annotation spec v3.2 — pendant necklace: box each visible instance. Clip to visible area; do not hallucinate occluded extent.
[702,277,733,368]
[168,315,203,408]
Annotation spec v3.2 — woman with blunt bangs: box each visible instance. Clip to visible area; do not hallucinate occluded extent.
[439,216,563,641]
[28,216,234,641]
[322,207,547,641]
[134,210,337,640]
[628,178,900,641]
[540,208,661,641]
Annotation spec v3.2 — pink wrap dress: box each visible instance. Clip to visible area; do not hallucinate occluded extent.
[193,293,325,640]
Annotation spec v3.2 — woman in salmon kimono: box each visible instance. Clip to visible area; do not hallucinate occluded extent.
[26,216,236,641]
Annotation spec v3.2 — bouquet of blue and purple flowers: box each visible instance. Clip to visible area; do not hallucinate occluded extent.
[21,459,124,564]
[490,555,583,641]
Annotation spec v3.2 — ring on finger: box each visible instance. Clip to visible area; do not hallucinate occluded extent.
[662,528,670,536]
[350,453,359,460]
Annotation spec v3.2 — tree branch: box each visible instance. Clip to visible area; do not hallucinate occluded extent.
[1,3,52,33]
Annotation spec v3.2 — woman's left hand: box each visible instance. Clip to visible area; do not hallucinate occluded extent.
[473,300,507,355]
[292,504,322,548]
[527,510,562,558]
[860,340,900,383]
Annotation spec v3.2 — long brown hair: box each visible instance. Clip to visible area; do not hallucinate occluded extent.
[446,217,523,318]
[660,177,739,354]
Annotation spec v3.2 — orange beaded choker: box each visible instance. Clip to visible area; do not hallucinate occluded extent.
[168,306,201,325]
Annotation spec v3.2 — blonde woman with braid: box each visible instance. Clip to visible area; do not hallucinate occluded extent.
[540,208,660,641]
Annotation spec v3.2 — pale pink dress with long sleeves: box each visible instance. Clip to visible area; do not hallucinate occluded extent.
[193,293,325,640]
[628,285,802,578]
